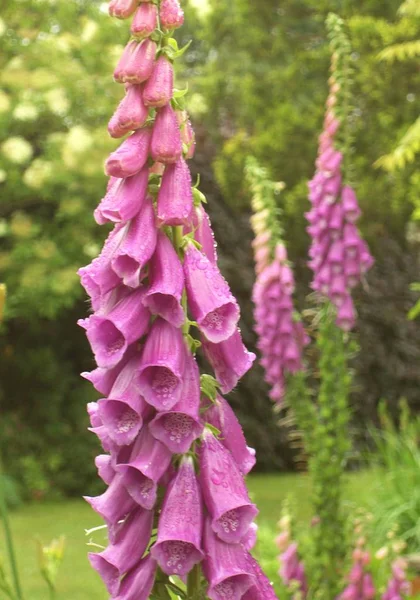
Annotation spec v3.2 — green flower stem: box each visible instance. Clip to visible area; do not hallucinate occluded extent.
[187,563,202,599]
[0,460,23,600]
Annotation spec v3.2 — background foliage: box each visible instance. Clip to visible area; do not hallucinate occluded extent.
[0,0,419,498]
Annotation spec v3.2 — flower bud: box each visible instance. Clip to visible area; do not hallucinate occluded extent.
[109,0,138,19]
[159,0,184,30]
[114,39,157,85]
[143,56,174,107]
[108,85,148,138]
[131,2,158,39]
[151,104,182,163]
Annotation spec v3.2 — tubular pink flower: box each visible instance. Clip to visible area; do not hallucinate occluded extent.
[113,554,157,600]
[149,354,203,452]
[108,85,148,138]
[94,168,149,225]
[130,3,158,39]
[203,518,255,600]
[199,429,258,544]
[88,507,153,595]
[114,39,157,85]
[79,288,149,368]
[251,241,308,403]
[159,0,184,30]
[109,0,138,19]
[111,196,157,288]
[206,395,256,475]
[105,127,152,178]
[382,558,411,600]
[96,354,149,446]
[84,473,136,541]
[184,242,240,343]
[157,157,193,226]
[137,317,186,410]
[150,104,183,164]
[116,426,172,510]
[151,456,204,575]
[78,224,127,306]
[202,329,256,393]
[142,231,185,327]
[306,73,373,330]
[143,56,174,108]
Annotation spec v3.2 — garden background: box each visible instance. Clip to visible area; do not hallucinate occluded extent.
[0,0,419,598]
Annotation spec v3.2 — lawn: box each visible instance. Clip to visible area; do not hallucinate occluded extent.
[4,471,379,600]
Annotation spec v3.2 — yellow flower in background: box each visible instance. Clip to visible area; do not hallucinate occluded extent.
[0,170,7,183]
[45,88,70,116]
[0,91,11,113]
[23,159,53,189]
[62,126,93,168]
[13,103,39,121]
[81,20,99,43]
[10,212,33,238]
[1,137,33,164]
[0,17,6,37]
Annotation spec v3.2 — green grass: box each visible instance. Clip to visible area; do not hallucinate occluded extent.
[2,471,378,600]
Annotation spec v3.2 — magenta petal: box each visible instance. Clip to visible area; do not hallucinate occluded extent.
[105,127,152,178]
[95,168,149,225]
[151,456,204,576]
[116,426,172,509]
[184,204,217,264]
[203,518,255,600]
[157,158,193,226]
[83,288,150,368]
[113,554,157,600]
[137,318,186,410]
[78,224,127,303]
[149,353,203,452]
[108,85,148,138]
[88,507,153,596]
[150,104,182,164]
[206,395,256,475]
[199,429,258,543]
[84,473,136,538]
[202,329,256,394]
[81,344,137,396]
[242,523,258,552]
[142,232,185,327]
[95,455,115,485]
[184,243,239,343]
[143,56,174,108]
[242,553,278,600]
[111,196,157,288]
[97,355,150,446]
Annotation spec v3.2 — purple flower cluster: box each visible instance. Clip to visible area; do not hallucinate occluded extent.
[382,558,411,600]
[306,80,374,330]
[275,516,307,598]
[252,241,309,403]
[78,2,276,598]
[339,548,376,600]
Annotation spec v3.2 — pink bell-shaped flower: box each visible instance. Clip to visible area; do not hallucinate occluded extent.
[151,456,204,576]
[105,127,152,178]
[108,85,148,138]
[199,429,258,544]
[184,242,240,343]
[159,0,184,30]
[157,158,193,226]
[130,3,158,39]
[142,232,185,327]
[137,317,186,410]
